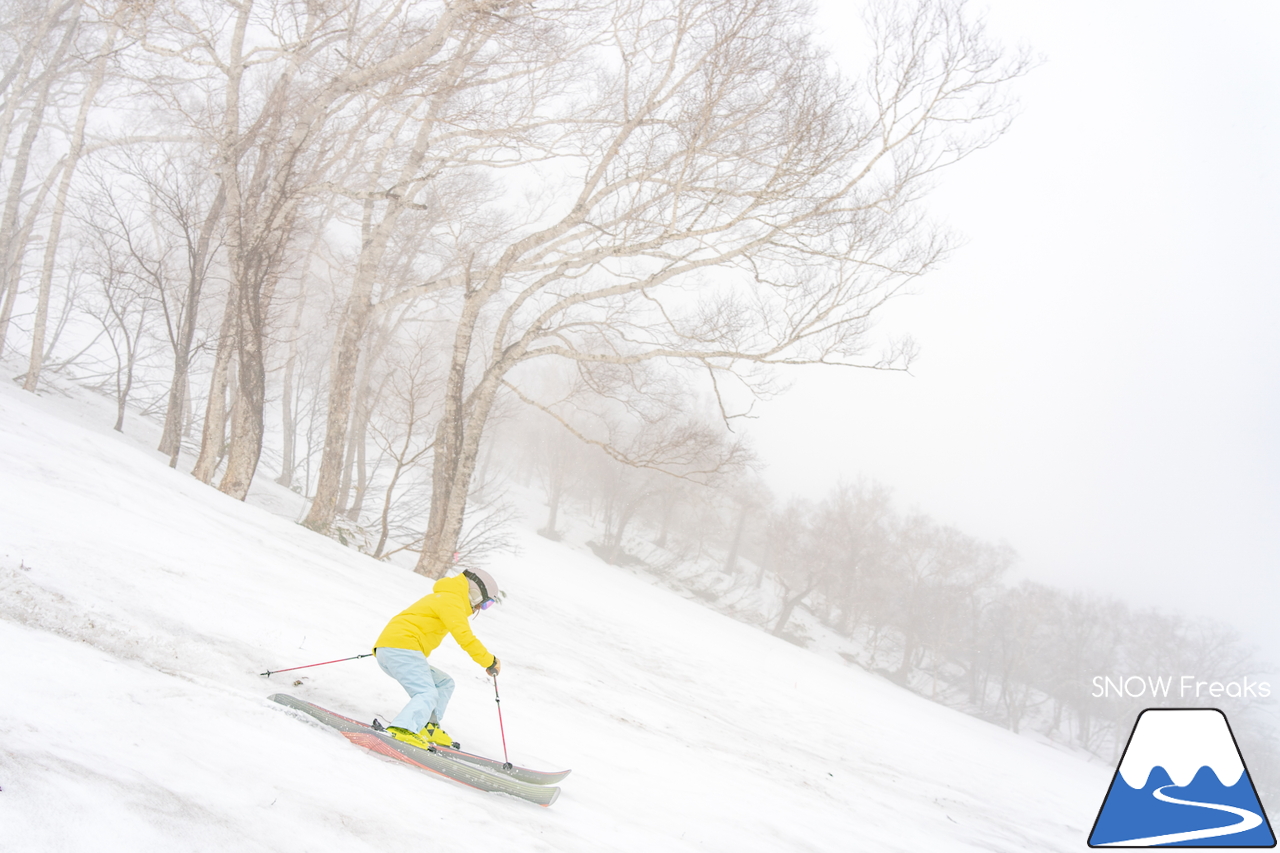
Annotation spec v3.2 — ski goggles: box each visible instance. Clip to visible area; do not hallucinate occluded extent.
[477,597,497,611]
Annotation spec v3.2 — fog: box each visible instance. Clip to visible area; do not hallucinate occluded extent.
[2,0,1273,771]
[755,0,1280,657]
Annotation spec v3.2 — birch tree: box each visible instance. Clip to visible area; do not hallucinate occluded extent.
[301,0,590,532]
[0,0,82,355]
[25,0,137,392]
[391,0,1028,577]
[80,147,226,463]
[148,0,524,498]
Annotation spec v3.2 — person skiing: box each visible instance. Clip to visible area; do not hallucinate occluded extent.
[373,567,502,750]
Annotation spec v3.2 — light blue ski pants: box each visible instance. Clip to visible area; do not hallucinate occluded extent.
[375,647,455,733]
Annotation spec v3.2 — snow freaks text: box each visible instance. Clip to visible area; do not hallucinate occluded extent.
[1092,676,1272,700]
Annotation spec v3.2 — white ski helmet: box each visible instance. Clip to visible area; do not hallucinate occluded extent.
[463,568,502,609]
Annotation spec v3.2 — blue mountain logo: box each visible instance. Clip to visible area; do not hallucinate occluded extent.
[1089,708,1275,847]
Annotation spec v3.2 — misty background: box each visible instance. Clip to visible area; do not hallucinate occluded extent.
[773,0,1280,658]
[1,0,1276,791]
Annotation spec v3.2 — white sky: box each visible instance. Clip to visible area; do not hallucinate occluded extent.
[752,1,1280,657]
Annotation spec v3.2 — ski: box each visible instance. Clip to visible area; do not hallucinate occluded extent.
[269,694,560,806]
[369,719,572,786]
[269,692,570,785]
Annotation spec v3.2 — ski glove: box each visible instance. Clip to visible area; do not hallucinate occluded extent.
[486,656,501,677]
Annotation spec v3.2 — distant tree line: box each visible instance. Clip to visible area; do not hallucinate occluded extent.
[504,423,1278,798]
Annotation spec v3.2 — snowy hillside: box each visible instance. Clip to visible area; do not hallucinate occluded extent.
[0,381,1111,852]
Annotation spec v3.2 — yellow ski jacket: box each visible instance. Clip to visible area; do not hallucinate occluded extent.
[373,574,495,668]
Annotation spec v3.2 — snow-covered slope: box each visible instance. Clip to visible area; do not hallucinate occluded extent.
[0,382,1111,852]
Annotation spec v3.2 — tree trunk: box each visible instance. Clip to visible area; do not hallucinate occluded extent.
[192,0,250,483]
[772,589,807,638]
[337,317,388,521]
[301,30,484,533]
[896,623,919,680]
[346,416,370,521]
[0,2,78,354]
[0,119,47,355]
[606,510,630,565]
[161,322,193,462]
[276,328,298,487]
[415,289,506,578]
[161,185,226,466]
[111,301,147,432]
[724,503,748,573]
[26,16,118,392]
[191,286,237,483]
[219,350,266,498]
[606,494,646,565]
[218,257,277,500]
[113,333,135,432]
[214,0,295,501]
[542,472,563,535]
[373,456,407,559]
[303,232,380,529]
[654,490,676,548]
[38,271,76,365]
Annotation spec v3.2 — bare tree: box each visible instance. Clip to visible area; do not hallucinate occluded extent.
[982,581,1059,732]
[886,513,1012,681]
[759,498,825,638]
[78,219,159,432]
[141,0,521,499]
[336,311,403,522]
[533,415,584,540]
[366,327,443,558]
[0,0,82,355]
[507,396,592,540]
[301,0,590,533]
[25,0,139,392]
[154,167,226,467]
[1017,591,1126,749]
[78,147,226,462]
[809,480,895,635]
[190,283,236,483]
[391,0,1029,577]
[721,487,756,575]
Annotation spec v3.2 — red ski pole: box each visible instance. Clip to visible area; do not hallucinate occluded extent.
[493,675,513,770]
[260,653,372,678]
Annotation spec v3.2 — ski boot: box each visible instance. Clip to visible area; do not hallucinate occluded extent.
[385,726,432,750]
[424,721,459,748]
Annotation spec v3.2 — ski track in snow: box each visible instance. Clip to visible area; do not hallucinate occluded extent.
[0,378,1110,852]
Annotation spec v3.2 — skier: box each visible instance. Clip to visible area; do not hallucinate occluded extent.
[373,567,502,750]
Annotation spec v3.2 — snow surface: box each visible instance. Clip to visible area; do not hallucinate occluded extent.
[0,380,1112,852]
[1117,709,1246,789]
